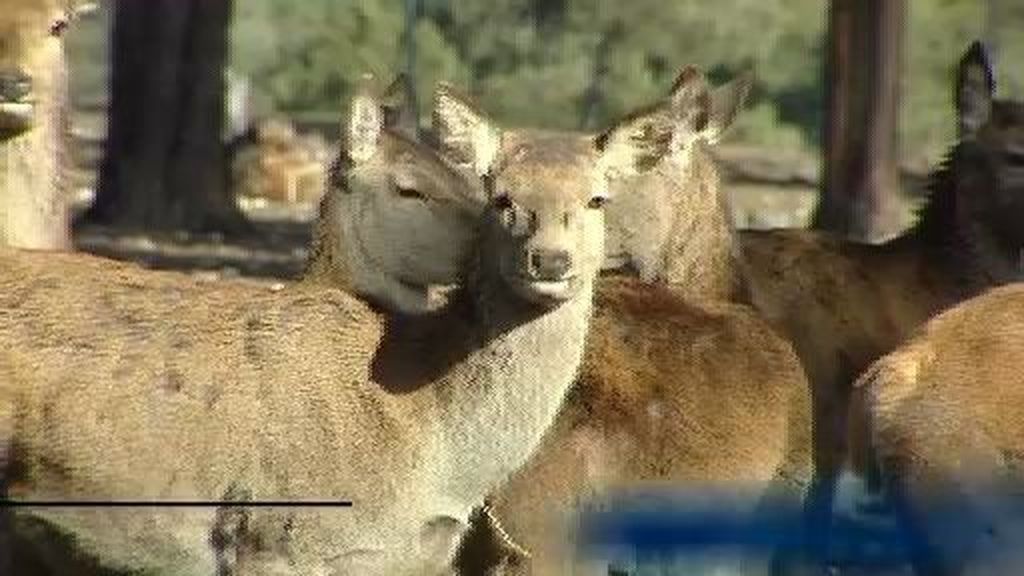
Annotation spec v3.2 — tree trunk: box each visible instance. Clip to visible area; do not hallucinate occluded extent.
[813,0,905,243]
[85,0,245,234]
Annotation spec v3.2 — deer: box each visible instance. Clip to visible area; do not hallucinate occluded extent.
[425,72,815,576]
[0,70,681,575]
[849,282,1024,576]
[737,41,1024,562]
[301,75,479,316]
[0,0,94,250]
[1,75,483,575]
[411,67,752,303]
[319,66,752,316]
[600,68,752,302]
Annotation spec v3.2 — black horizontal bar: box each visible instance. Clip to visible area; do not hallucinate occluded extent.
[0,500,353,508]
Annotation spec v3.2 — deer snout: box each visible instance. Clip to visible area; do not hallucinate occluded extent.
[527,248,573,281]
[0,69,35,137]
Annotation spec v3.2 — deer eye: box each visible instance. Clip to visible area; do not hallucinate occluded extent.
[587,196,609,210]
[395,184,425,200]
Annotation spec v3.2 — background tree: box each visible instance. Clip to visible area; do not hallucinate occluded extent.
[84,0,244,233]
[814,0,906,242]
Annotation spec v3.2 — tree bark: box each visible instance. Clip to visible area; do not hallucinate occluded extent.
[814,0,905,243]
[85,0,245,234]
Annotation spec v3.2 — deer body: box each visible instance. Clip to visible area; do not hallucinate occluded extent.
[484,278,813,576]
[850,283,1024,576]
[0,242,592,575]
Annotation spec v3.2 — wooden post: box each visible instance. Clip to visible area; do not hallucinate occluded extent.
[814,0,906,243]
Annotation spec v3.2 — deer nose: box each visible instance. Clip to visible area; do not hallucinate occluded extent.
[528,248,573,280]
[0,70,32,103]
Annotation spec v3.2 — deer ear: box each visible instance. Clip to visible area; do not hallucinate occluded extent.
[703,68,754,144]
[666,66,752,146]
[347,77,384,163]
[956,41,995,141]
[594,102,675,182]
[432,83,501,177]
[381,73,419,139]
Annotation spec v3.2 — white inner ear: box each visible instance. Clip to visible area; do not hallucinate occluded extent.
[349,95,382,163]
[471,123,500,177]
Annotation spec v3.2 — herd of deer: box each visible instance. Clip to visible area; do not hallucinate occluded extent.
[2,2,1024,576]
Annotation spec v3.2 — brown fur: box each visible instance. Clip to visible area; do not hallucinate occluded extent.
[849,283,1024,575]
[0,202,595,575]
[0,71,680,575]
[480,275,814,575]
[739,44,1024,490]
[430,76,811,575]
[0,0,74,250]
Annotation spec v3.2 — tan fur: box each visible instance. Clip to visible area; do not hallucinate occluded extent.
[0,0,75,250]
[739,44,1024,489]
[431,79,812,576]
[602,69,753,302]
[0,75,677,575]
[484,276,813,575]
[850,283,1024,576]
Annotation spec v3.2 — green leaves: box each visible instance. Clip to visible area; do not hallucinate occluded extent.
[224,0,1024,160]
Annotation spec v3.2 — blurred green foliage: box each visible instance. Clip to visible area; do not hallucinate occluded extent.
[64,0,1024,166]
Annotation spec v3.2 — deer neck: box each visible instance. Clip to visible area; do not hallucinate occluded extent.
[659,145,740,300]
[424,240,596,508]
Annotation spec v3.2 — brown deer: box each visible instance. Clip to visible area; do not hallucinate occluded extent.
[738,41,1024,558]
[0,1,92,250]
[431,72,815,576]
[0,76,677,575]
[850,282,1024,576]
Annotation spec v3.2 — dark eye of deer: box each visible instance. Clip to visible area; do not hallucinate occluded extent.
[396,185,425,200]
[588,196,608,210]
